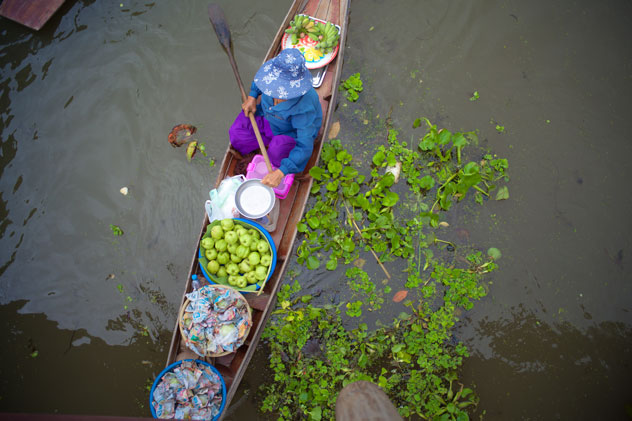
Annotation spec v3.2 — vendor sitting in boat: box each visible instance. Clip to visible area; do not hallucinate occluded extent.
[229,48,323,188]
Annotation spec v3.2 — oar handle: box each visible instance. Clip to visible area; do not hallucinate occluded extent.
[248,113,273,172]
[208,3,273,173]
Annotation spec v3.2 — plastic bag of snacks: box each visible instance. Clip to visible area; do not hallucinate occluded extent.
[179,285,251,356]
[151,359,225,420]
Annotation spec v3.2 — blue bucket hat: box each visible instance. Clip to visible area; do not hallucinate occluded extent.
[254,48,313,99]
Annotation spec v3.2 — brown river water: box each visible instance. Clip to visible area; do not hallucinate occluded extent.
[1,0,631,419]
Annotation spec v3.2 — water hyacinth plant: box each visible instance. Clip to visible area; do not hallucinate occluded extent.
[261,119,508,420]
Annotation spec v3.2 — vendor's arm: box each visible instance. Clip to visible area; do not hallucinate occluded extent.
[242,81,262,117]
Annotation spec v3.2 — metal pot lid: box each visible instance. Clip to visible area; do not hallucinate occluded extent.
[235,179,275,219]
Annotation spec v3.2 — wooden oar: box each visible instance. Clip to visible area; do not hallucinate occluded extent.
[208,3,273,173]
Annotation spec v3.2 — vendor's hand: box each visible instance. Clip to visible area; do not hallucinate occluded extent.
[242,96,257,117]
[262,169,284,188]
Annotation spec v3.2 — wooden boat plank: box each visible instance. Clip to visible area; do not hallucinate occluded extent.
[0,0,65,31]
[163,0,350,418]
[244,293,271,312]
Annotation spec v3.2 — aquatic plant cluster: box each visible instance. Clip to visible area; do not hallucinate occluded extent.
[261,102,509,418]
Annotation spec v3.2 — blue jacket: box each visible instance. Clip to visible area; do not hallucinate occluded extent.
[249,81,323,175]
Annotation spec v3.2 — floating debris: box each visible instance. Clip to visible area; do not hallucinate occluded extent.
[168,124,197,148]
[120,187,129,195]
[392,290,408,303]
[385,162,402,183]
[328,121,340,139]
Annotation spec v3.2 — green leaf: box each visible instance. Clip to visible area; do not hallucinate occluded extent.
[462,162,479,176]
[438,130,451,145]
[452,133,468,148]
[110,224,123,236]
[343,182,360,197]
[372,150,386,166]
[382,191,399,207]
[487,247,502,260]
[308,406,322,421]
[186,141,197,162]
[342,166,358,178]
[495,185,509,200]
[326,180,339,192]
[342,237,356,252]
[309,166,325,180]
[306,256,320,270]
[419,175,435,190]
[413,118,422,128]
[490,158,508,171]
[328,160,343,176]
[419,136,435,151]
[308,217,320,229]
[326,257,338,271]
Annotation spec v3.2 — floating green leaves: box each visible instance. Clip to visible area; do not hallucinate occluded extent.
[261,118,509,421]
[110,224,124,236]
[487,247,502,260]
[339,73,363,102]
[496,185,509,200]
[469,90,480,101]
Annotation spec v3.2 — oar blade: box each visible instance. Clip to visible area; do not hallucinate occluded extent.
[208,3,232,52]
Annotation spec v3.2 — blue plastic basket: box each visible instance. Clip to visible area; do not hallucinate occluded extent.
[198,218,277,293]
[149,359,226,420]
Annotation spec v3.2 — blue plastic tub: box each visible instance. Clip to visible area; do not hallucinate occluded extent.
[198,218,277,293]
[149,359,226,420]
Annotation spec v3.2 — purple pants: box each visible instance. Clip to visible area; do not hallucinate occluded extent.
[228,111,296,168]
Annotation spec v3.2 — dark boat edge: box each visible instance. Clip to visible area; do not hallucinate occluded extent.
[164,0,350,418]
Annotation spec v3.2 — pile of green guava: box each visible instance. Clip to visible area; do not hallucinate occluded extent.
[199,218,272,290]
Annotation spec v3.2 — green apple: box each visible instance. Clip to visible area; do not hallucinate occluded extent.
[236,276,247,288]
[256,239,269,254]
[201,237,214,250]
[248,251,260,266]
[239,260,252,274]
[214,239,227,252]
[239,234,252,247]
[210,225,224,240]
[255,265,268,281]
[217,251,230,265]
[248,229,260,242]
[205,248,218,261]
[220,218,234,232]
[225,231,238,245]
[206,260,220,275]
[227,243,238,255]
[236,244,249,260]
[245,271,258,284]
[226,262,239,276]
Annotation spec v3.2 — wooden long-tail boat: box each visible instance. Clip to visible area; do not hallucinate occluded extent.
[164,0,350,417]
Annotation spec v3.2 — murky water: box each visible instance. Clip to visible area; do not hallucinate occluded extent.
[1,0,631,419]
